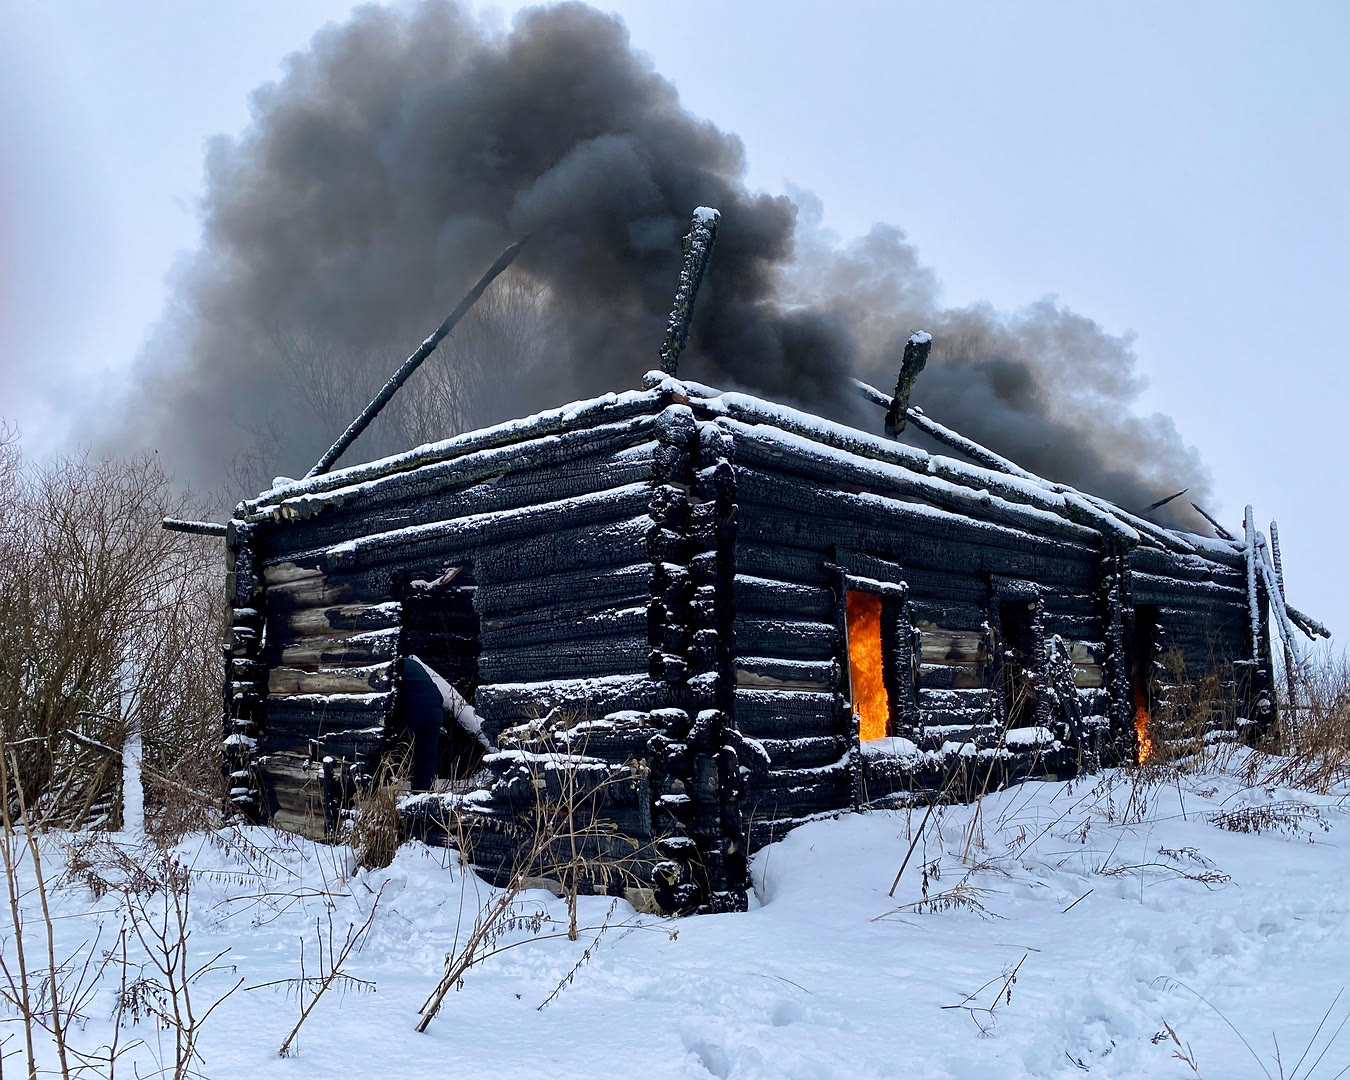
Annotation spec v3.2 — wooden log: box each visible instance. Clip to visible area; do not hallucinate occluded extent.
[310,482,656,572]
[472,514,657,586]
[734,542,832,588]
[736,495,1098,590]
[1129,572,1247,608]
[475,562,653,616]
[725,419,1103,546]
[268,602,403,642]
[474,675,685,724]
[733,688,838,738]
[479,604,649,650]
[732,575,834,619]
[477,634,652,683]
[247,387,670,513]
[734,657,835,690]
[265,451,660,560]
[734,617,838,660]
[267,663,394,697]
[750,735,848,769]
[272,628,401,670]
[916,624,990,667]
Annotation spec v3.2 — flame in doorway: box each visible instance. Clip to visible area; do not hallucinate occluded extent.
[1134,681,1153,764]
[846,590,889,742]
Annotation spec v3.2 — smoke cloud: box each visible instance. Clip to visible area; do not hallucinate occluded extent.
[113,0,1210,528]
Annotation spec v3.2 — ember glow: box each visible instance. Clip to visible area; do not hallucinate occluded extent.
[1134,682,1153,764]
[846,590,889,742]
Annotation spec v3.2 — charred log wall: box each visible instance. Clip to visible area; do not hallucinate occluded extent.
[236,391,747,912]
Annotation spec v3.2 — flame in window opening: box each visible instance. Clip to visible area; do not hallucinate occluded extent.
[846,590,889,742]
[1134,681,1153,764]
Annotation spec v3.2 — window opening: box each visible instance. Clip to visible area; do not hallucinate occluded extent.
[1131,605,1159,764]
[846,589,890,742]
[396,564,485,790]
[999,599,1037,728]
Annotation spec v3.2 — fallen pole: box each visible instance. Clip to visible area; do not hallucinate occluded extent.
[306,238,527,479]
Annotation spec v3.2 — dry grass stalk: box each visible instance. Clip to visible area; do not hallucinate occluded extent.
[415,720,657,1031]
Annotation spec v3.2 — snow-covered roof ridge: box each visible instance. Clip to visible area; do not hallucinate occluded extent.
[240,367,1241,565]
[648,370,1234,560]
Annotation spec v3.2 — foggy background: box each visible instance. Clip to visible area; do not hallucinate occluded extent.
[3,0,1345,633]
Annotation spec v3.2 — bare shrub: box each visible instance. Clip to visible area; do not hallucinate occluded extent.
[0,428,225,836]
[1259,650,1350,794]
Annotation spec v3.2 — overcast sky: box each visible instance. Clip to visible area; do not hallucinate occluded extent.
[2,0,1347,639]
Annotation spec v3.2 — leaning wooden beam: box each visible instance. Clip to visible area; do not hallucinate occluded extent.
[161,518,227,537]
[1287,605,1331,641]
[1243,505,1262,664]
[1256,533,1303,666]
[849,379,1140,547]
[1191,503,1237,542]
[306,238,527,478]
[659,207,720,377]
[1268,520,1287,597]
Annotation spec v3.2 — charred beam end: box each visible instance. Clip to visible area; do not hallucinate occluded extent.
[1191,502,1237,542]
[162,517,227,537]
[306,237,528,479]
[659,207,720,377]
[883,330,932,436]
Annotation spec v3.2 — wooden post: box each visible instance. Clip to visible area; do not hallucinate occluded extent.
[659,208,721,377]
[883,331,932,436]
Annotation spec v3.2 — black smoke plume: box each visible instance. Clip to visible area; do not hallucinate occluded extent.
[114,0,1210,527]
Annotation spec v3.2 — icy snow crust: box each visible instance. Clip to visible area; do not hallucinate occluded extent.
[20,763,1350,1078]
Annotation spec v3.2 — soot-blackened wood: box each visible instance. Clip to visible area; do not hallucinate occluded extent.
[472,514,657,585]
[478,634,652,683]
[475,562,653,617]
[733,689,837,738]
[736,497,1098,590]
[726,422,1100,546]
[272,414,662,519]
[480,604,649,650]
[732,575,835,619]
[266,452,660,560]
[734,617,838,660]
[316,482,656,572]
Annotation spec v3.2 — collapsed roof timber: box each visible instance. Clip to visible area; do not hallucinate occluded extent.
[217,211,1327,916]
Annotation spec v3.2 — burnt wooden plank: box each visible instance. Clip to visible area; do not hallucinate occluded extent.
[734,617,838,660]
[477,634,651,683]
[474,562,654,616]
[733,688,838,738]
[268,663,394,697]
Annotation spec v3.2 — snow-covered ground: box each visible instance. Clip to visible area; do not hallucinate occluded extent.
[6,758,1349,1079]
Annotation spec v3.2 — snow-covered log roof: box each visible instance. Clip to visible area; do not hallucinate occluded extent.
[238,371,1247,568]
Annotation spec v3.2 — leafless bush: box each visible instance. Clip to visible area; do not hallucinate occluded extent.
[1208,802,1330,841]
[1258,650,1350,794]
[0,427,225,836]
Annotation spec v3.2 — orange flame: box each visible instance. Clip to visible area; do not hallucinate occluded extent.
[846,590,889,742]
[1134,681,1153,764]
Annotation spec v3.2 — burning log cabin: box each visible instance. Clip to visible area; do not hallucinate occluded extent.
[213,210,1327,915]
